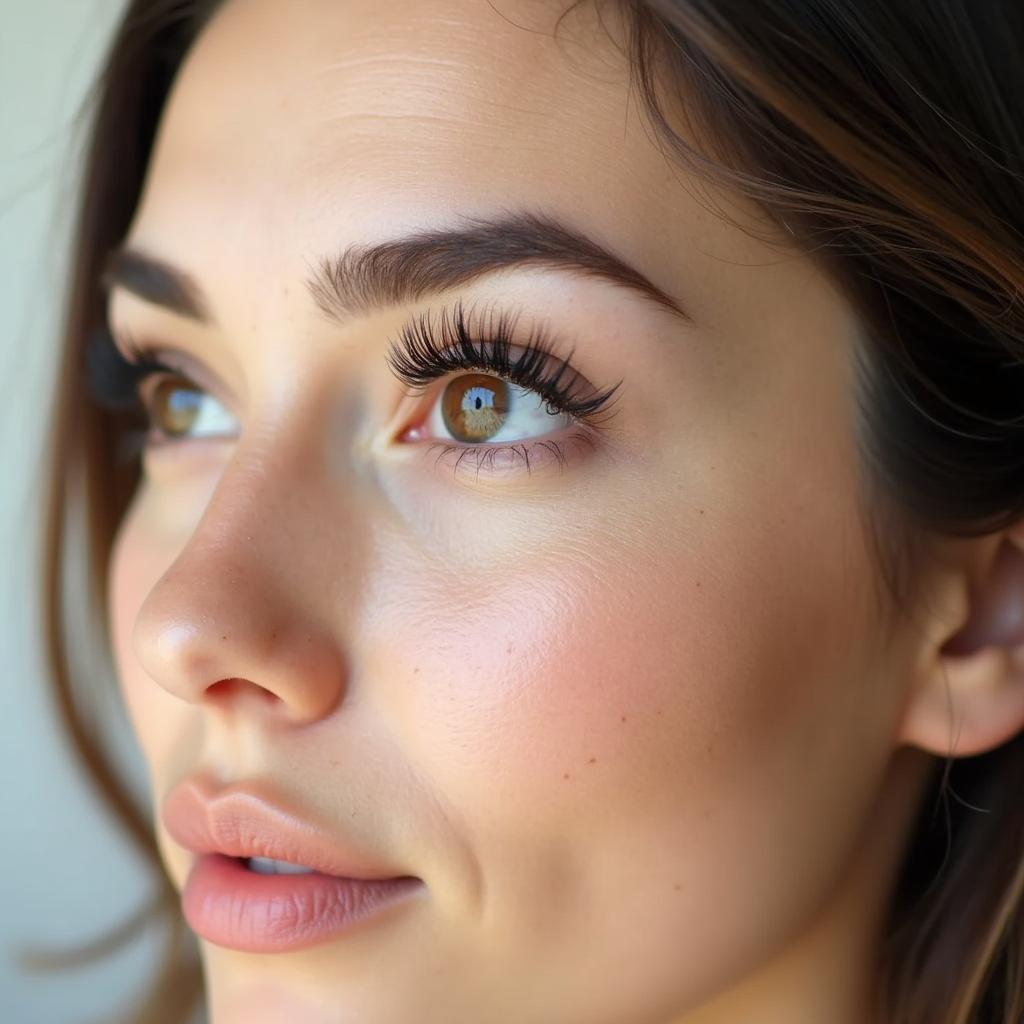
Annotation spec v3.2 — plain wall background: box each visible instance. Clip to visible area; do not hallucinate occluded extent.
[1,2,200,1021]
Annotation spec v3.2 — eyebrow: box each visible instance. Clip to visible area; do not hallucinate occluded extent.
[100,209,692,328]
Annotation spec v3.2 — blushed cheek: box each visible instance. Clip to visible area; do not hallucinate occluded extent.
[364,539,749,812]
[366,489,875,854]
[107,494,191,772]
[106,457,229,765]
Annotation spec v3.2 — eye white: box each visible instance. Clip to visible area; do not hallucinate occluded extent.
[427,379,572,442]
[161,386,238,439]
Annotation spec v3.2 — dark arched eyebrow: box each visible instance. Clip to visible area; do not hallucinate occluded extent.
[101,209,692,328]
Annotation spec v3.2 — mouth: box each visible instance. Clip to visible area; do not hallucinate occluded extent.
[161,774,413,879]
[235,854,325,875]
[162,775,424,952]
[183,853,424,953]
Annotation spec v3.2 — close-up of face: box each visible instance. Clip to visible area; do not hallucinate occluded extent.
[100,0,966,1021]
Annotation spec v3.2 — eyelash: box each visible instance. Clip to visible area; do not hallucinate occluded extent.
[385,297,620,423]
[84,298,621,473]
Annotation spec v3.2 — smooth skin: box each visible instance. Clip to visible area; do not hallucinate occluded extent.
[105,1,1024,1021]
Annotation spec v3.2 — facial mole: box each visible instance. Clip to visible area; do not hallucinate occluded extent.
[587,757,597,764]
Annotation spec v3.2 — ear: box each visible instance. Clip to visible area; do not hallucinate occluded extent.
[895,522,1024,758]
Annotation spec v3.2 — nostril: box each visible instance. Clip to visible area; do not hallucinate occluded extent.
[205,678,279,704]
[207,678,240,698]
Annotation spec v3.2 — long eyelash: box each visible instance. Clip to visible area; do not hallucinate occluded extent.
[83,324,181,463]
[385,297,621,423]
[83,305,620,470]
[84,324,175,413]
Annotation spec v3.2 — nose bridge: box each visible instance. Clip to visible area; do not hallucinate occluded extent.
[131,427,362,721]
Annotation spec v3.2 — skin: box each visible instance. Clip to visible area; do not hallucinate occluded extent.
[104,0,1024,1021]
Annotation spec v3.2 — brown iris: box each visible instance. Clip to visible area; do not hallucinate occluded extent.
[441,373,511,442]
[149,377,202,438]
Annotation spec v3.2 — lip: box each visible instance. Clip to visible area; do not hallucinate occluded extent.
[161,775,423,952]
[162,774,410,879]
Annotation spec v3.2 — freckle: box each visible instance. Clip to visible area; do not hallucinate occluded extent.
[413,667,420,675]
[271,631,277,639]
[221,635,228,641]
[620,715,627,723]
[588,757,597,764]
[563,772,571,780]
[674,884,681,891]
[699,509,704,515]
[656,708,663,716]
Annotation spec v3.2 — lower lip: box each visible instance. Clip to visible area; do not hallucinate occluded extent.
[181,853,423,953]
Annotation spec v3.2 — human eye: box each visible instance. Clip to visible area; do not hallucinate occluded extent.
[385,298,621,479]
[84,325,238,455]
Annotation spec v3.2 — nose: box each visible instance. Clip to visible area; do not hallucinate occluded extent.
[129,439,354,726]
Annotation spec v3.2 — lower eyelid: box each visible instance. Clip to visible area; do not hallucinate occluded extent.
[419,430,598,482]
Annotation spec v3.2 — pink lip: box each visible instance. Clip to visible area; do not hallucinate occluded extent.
[162,775,409,879]
[161,775,423,952]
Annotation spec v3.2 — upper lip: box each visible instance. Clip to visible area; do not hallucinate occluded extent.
[161,774,413,881]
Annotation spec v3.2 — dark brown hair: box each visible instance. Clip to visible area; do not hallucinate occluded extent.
[22,1,1024,1021]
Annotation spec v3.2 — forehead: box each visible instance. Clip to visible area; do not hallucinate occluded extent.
[151,0,645,190]
[125,0,751,316]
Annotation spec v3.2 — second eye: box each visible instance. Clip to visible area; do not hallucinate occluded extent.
[427,372,572,444]
[143,375,238,442]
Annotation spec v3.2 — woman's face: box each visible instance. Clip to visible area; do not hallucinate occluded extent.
[106,0,934,1021]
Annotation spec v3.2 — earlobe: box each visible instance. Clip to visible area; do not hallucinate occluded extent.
[895,530,1024,758]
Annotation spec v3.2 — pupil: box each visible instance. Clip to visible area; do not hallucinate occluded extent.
[441,373,510,442]
[155,379,200,436]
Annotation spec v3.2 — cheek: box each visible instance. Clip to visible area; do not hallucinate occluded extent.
[365,498,876,831]
[107,479,204,770]
[362,476,888,984]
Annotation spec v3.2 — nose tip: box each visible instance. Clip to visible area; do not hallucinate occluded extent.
[122,425,361,727]
[134,596,348,725]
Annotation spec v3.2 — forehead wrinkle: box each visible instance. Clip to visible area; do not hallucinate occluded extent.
[128,0,715,336]
[300,56,618,129]
[162,1,635,185]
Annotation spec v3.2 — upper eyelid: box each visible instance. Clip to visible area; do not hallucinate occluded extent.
[120,336,245,419]
[384,299,616,403]
[111,296,614,412]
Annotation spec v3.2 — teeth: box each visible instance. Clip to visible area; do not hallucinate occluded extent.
[245,856,316,875]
